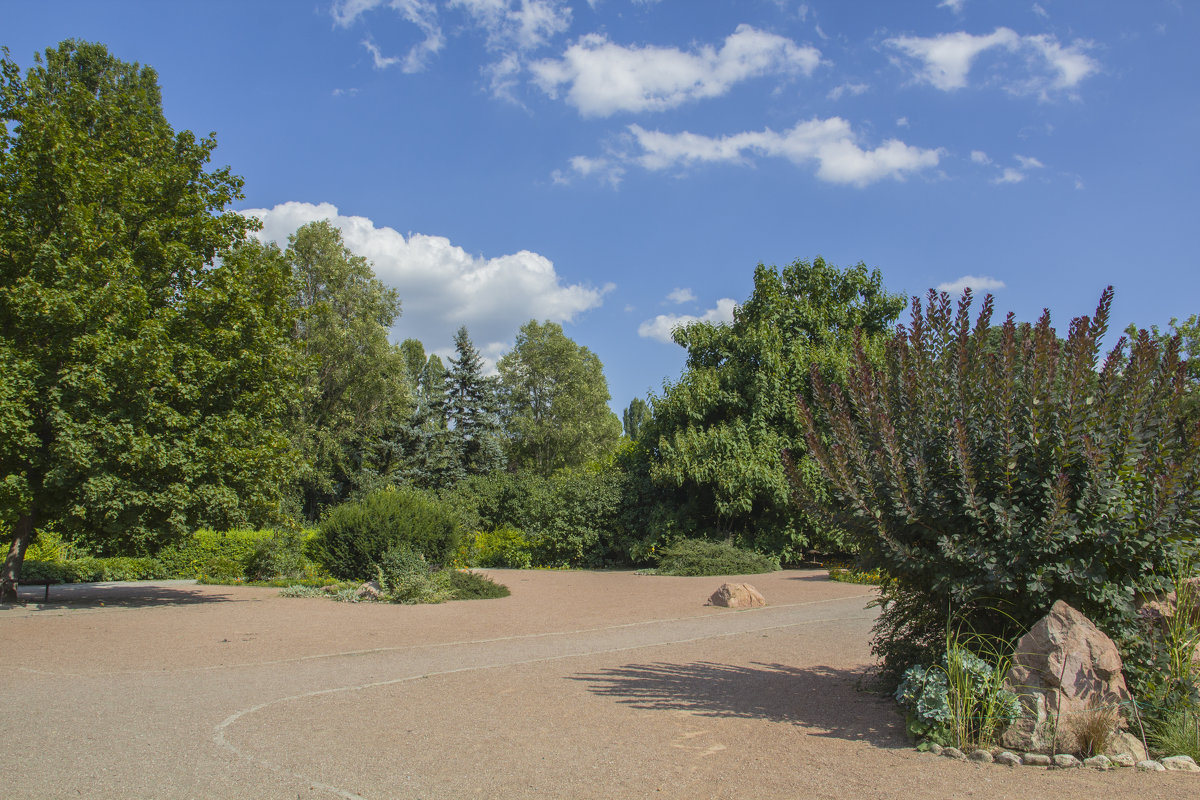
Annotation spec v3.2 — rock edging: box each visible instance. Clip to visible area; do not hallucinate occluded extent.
[920,744,1198,774]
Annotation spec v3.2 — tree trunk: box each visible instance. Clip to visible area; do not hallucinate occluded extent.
[0,512,35,604]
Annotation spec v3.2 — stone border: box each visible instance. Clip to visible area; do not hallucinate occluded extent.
[921,744,1199,773]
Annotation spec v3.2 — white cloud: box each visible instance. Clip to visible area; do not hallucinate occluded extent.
[896,116,909,127]
[450,0,572,53]
[242,201,611,366]
[887,28,1021,91]
[531,25,821,116]
[886,28,1098,96]
[970,149,991,164]
[638,298,738,344]
[939,0,967,12]
[627,117,941,187]
[352,1,445,73]
[827,81,869,100]
[1014,154,1044,169]
[667,287,697,304]
[553,154,625,187]
[936,275,1006,294]
[992,167,1025,184]
[1032,3,1049,19]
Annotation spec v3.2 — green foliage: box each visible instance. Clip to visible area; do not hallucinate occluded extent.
[447,466,629,568]
[895,641,1021,750]
[21,556,166,583]
[284,220,410,519]
[156,528,278,578]
[1148,707,1200,761]
[313,488,462,580]
[243,529,316,581]
[466,527,534,569]
[827,563,886,585]
[374,544,454,604]
[1,41,300,598]
[499,320,622,476]
[623,397,650,441]
[653,538,779,577]
[444,326,505,480]
[648,258,904,561]
[792,287,1200,680]
[447,569,511,600]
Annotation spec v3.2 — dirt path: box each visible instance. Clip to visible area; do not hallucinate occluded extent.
[1,570,1191,799]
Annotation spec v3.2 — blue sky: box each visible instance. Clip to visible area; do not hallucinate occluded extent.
[6,1,1198,412]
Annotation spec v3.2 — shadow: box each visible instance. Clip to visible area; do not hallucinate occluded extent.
[787,573,837,582]
[2,581,238,610]
[570,661,907,749]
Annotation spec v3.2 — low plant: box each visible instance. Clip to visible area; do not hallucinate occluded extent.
[448,569,511,600]
[895,626,1021,750]
[375,545,454,604]
[1148,707,1200,761]
[827,561,886,585]
[21,556,166,583]
[1069,704,1118,757]
[654,538,779,577]
[244,529,316,581]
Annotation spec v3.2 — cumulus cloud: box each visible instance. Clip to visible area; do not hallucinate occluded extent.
[530,25,821,116]
[993,167,1025,184]
[666,287,697,304]
[970,149,991,164]
[450,0,572,52]
[936,275,1006,294]
[886,27,1098,96]
[625,117,941,187]
[242,201,611,367]
[638,298,738,344]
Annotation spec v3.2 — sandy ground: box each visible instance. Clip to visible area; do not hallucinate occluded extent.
[1,569,1193,799]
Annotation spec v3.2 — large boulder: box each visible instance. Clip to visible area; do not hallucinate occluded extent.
[1000,600,1133,754]
[707,583,766,608]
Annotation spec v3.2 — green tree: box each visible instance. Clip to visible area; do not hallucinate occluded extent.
[285,220,409,518]
[623,397,650,441]
[646,257,905,559]
[498,320,622,475]
[0,42,299,600]
[445,326,505,479]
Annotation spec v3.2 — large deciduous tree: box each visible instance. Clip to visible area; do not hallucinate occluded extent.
[0,42,299,600]
[646,257,905,559]
[284,220,409,518]
[499,319,622,475]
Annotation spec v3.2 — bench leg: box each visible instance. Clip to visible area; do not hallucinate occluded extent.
[44,583,49,602]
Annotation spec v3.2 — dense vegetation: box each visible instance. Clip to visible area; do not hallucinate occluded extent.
[2,42,1197,756]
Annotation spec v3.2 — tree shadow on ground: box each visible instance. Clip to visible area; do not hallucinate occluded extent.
[570,661,907,749]
[3,581,237,610]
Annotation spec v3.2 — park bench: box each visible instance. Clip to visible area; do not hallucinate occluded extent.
[18,579,57,602]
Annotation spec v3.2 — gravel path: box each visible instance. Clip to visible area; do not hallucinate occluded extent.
[1,570,1191,799]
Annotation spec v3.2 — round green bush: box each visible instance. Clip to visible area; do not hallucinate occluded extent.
[312,488,462,581]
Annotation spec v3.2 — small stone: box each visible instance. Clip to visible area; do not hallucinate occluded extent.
[924,742,944,756]
[968,749,994,763]
[1083,755,1113,770]
[1136,760,1166,772]
[1111,753,1136,768]
[355,580,383,600]
[1161,755,1200,772]
[1053,754,1081,768]
[941,747,967,761]
[1023,753,1052,767]
[994,752,1022,767]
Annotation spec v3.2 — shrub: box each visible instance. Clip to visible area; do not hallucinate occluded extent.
[448,569,511,600]
[654,538,779,577]
[155,528,276,578]
[374,545,454,604]
[21,556,166,583]
[790,288,1200,683]
[468,527,533,569]
[244,529,314,581]
[312,488,462,581]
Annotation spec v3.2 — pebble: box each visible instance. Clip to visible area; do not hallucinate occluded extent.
[941,747,967,761]
[968,750,994,763]
[994,752,1022,767]
[1053,754,1081,768]
[1160,756,1200,772]
[1083,755,1112,770]
[1022,753,1051,767]
[1137,760,1166,772]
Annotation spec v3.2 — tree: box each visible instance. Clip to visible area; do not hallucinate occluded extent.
[646,257,905,559]
[623,398,649,441]
[445,326,505,479]
[285,220,409,518]
[498,320,622,475]
[0,42,299,600]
